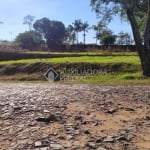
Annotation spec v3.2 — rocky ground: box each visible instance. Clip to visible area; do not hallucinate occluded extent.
[0,83,150,150]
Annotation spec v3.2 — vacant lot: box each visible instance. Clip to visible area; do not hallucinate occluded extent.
[0,52,150,150]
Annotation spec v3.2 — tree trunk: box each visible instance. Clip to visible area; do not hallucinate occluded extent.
[76,32,78,44]
[144,0,150,48]
[126,8,150,77]
[142,55,150,76]
[142,4,150,76]
[83,31,86,44]
[96,30,98,45]
[72,32,75,44]
[144,15,150,48]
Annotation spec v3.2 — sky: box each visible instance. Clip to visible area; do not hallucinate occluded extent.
[0,0,133,43]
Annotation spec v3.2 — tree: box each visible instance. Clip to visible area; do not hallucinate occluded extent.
[92,25,99,45]
[81,21,89,44]
[99,29,116,45]
[91,0,150,77]
[23,15,35,31]
[72,19,82,44]
[92,22,105,45]
[66,25,76,44]
[15,31,43,50]
[33,18,66,49]
[117,32,133,45]
[101,35,116,46]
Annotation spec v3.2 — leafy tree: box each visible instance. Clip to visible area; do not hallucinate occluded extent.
[23,15,35,31]
[15,31,43,50]
[100,29,116,45]
[33,18,66,49]
[101,34,116,45]
[91,0,150,77]
[81,21,89,44]
[72,19,82,44]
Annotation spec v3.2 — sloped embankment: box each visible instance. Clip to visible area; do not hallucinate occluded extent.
[0,62,141,81]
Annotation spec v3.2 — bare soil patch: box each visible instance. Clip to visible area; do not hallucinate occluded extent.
[0,83,150,149]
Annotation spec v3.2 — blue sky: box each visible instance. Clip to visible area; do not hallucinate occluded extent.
[0,0,132,43]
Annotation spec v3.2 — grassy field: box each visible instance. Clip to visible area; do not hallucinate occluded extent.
[0,55,140,65]
[69,72,150,84]
[0,51,150,84]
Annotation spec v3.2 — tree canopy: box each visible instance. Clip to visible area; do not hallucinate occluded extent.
[66,25,76,44]
[33,18,66,49]
[91,0,150,76]
[72,19,83,44]
[117,31,133,45]
[23,15,35,31]
[99,29,116,45]
[15,31,43,50]
[82,21,89,44]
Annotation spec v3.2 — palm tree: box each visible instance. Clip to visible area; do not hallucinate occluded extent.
[92,23,106,45]
[81,21,89,44]
[124,33,133,45]
[66,25,76,44]
[117,32,124,45]
[92,25,99,45]
[118,32,133,45]
[72,19,82,44]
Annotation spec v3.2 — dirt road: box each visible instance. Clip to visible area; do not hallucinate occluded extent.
[0,83,150,150]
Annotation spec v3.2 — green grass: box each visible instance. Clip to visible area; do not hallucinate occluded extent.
[2,72,149,85]
[63,72,150,84]
[0,55,140,65]
[1,51,149,84]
